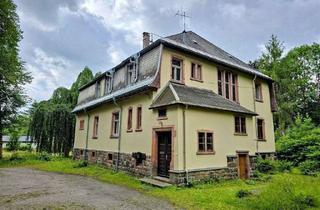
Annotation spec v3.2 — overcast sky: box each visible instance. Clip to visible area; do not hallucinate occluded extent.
[14,0,320,102]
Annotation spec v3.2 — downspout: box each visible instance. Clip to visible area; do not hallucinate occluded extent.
[183,104,189,185]
[83,108,90,161]
[113,96,122,172]
[252,75,259,155]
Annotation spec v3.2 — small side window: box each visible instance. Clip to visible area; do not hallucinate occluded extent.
[255,83,263,101]
[79,120,85,130]
[158,109,167,119]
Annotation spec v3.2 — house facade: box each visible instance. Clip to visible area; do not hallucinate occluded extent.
[72,31,277,184]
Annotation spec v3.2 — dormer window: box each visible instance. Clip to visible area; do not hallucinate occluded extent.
[105,72,113,94]
[95,80,101,97]
[171,58,183,82]
[127,58,138,85]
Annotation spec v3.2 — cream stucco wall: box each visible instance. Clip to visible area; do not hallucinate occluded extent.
[74,45,275,172]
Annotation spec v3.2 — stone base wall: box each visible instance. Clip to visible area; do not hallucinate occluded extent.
[73,148,152,177]
[74,148,275,184]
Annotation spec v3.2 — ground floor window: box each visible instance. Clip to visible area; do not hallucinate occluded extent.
[257,118,265,140]
[111,112,120,137]
[198,131,214,153]
[234,116,246,134]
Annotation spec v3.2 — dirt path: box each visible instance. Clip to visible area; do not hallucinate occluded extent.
[0,168,175,210]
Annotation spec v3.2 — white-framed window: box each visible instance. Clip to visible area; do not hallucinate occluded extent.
[105,74,112,94]
[171,58,183,82]
[218,69,238,102]
[198,131,214,153]
[127,63,137,85]
[111,112,120,137]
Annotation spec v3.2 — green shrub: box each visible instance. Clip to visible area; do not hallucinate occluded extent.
[9,152,24,161]
[6,134,20,151]
[299,160,320,175]
[19,144,32,152]
[74,160,88,168]
[276,118,320,166]
[256,158,275,173]
[236,189,252,198]
[276,160,293,172]
[38,152,51,161]
[294,194,316,208]
[248,176,317,210]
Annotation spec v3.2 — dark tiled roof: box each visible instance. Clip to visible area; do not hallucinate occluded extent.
[163,31,271,80]
[150,82,257,115]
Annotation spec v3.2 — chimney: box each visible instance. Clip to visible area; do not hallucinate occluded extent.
[143,32,150,48]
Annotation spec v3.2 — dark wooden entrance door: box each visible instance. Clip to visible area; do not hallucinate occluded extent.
[238,154,249,179]
[157,131,172,178]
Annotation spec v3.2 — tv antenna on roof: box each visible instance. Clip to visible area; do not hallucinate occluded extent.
[175,10,191,32]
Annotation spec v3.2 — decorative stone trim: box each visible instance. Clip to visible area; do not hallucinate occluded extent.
[73,148,152,177]
[74,148,275,185]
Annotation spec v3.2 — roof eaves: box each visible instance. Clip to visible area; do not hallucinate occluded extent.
[79,40,162,91]
[169,83,180,102]
[161,38,272,81]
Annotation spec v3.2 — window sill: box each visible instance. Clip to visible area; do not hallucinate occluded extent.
[92,136,98,139]
[170,79,184,85]
[197,151,215,155]
[257,139,266,142]
[126,129,133,133]
[190,77,203,83]
[157,117,168,120]
[135,128,143,132]
[234,133,248,136]
[110,135,119,139]
[255,99,263,103]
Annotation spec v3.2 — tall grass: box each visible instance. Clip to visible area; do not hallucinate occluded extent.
[0,151,319,210]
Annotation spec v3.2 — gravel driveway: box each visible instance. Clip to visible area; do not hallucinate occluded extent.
[0,168,175,210]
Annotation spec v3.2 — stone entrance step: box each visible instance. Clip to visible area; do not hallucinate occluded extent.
[139,177,172,188]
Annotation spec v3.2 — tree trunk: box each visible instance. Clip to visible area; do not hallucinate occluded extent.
[0,122,3,159]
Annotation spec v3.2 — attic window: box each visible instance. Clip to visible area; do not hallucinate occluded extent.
[192,40,198,44]
[95,80,101,97]
[105,72,113,94]
[127,57,138,85]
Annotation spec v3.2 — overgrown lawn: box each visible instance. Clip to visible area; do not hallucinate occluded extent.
[1,151,319,210]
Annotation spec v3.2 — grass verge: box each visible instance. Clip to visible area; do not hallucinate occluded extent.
[1,151,319,210]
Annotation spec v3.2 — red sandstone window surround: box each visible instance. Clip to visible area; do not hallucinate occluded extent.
[79,120,84,130]
[257,118,265,140]
[111,112,120,138]
[255,83,263,102]
[171,57,184,83]
[218,69,238,102]
[191,62,202,81]
[93,116,99,138]
[127,107,133,132]
[136,106,142,131]
[197,131,215,154]
[234,116,247,135]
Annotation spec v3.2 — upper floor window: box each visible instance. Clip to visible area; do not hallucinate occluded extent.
[136,106,142,131]
[257,119,265,140]
[127,107,133,131]
[79,120,85,130]
[111,112,120,137]
[255,83,263,101]
[171,58,183,82]
[198,131,214,154]
[217,70,238,102]
[95,80,101,97]
[93,116,99,138]
[127,63,137,85]
[234,116,246,134]
[191,63,202,81]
